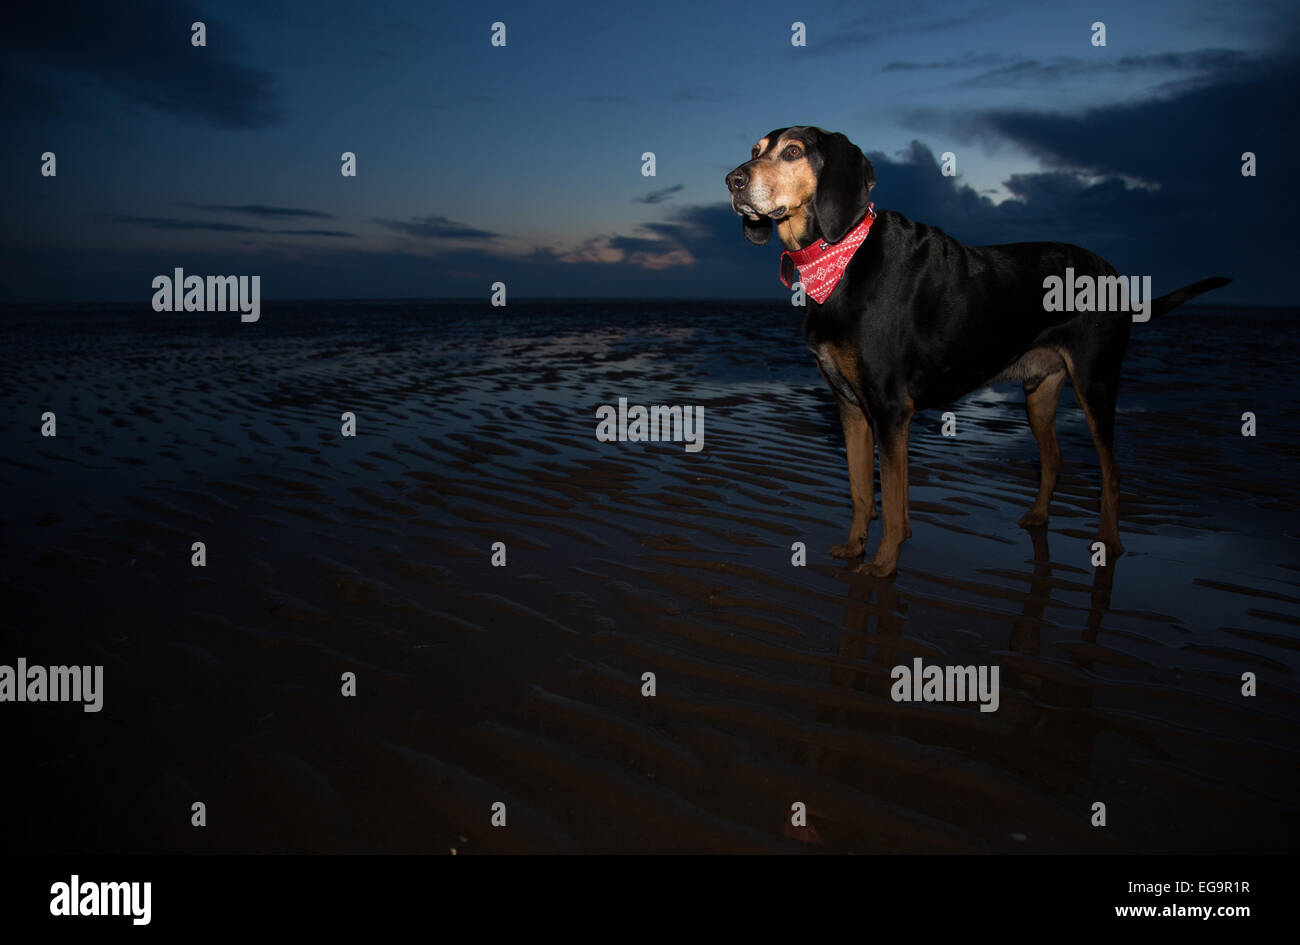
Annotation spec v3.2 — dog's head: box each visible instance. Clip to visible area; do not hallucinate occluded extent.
[725,126,875,249]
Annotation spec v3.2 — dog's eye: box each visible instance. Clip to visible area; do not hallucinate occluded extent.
[783,145,802,159]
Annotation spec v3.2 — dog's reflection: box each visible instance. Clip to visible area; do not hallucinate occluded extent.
[807,526,1118,794]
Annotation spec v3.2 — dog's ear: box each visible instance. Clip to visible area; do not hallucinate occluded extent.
[812,132,875,244]
[742,214,773,245]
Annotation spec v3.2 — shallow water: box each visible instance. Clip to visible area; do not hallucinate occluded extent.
[2,300,1297,853]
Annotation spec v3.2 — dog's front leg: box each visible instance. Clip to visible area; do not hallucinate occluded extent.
[830,398,877,558]
[857,400,913,577]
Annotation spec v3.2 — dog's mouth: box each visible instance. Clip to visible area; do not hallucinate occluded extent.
[734,201,788,220]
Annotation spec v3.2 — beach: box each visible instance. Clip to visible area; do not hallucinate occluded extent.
[2,299,1297,853]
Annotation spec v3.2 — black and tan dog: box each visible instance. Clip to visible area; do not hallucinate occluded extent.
[727,126,1229,576]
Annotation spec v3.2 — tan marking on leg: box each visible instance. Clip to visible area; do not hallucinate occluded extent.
[857,398,913,577]
[902,451,912,539]
[1091,435,1122,553]
[1058,350,1123,554]
[1018,368,1067,526]
[830,400,876,558]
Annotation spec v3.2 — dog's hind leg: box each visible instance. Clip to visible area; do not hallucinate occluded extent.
[830,398,877,558]
[1018,368,1068,527]
[1060,350,1124,555]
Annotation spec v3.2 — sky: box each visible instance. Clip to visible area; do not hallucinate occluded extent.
[1,0,1297,303]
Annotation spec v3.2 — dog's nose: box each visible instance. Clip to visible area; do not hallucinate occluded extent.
[726,169,748,192]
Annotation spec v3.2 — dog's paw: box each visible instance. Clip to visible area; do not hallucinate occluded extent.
[854,556,898,578]
[1018,508,1049,527]
[829,539,865,559]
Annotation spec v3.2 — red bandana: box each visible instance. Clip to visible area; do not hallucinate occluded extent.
[779,204,876,303]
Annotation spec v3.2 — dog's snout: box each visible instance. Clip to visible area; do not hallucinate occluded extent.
[726,168,748,192]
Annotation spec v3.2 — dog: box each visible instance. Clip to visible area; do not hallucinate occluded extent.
[726,126,1230,577]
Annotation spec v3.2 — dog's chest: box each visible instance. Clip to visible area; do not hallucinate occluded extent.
[802,303,867,404]
[808,340,863,406]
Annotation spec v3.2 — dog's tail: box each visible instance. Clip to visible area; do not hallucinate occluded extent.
[1150,276,1232,320]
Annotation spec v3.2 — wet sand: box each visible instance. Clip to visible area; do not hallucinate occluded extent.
[2,299,1298,853]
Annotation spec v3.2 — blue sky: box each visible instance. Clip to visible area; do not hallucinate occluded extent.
[1,0,1296,302]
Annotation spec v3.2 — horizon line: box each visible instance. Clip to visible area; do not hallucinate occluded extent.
[0,297,1285,309]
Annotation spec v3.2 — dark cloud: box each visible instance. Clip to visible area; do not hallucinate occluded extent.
[608,236,670,255]
[92,214,268,234]
[4,200,779,302]
[635,185,684,204]
[186,204,338,220]
[963,59,1296,186]
[0,1,279,129]
[881,48,1252,84]
[597,47,1296,304]
[673,86,732,102]
[274,229,357,238]
[882,53,1010,72]
[875,54,1299,302]
[0,63,74,122]
[855,138,1260,295]
[963,48,1255,88]
[90,215,355,239]
[371,215,500,241]
[10,36,1294,305]
[817,2,1003,53]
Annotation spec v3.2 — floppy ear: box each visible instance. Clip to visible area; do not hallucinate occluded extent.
[742,215,773,245]
[812,132,876,244]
